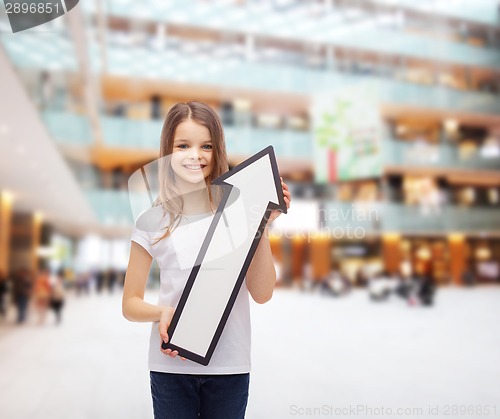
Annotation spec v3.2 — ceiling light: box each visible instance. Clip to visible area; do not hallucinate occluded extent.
[1,190,14,205]
[444,118,459,132]
[34,211,44,223]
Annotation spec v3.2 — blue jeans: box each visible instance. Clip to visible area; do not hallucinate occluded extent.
[150,371,249,419]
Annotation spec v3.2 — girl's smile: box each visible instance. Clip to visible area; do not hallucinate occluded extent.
[183,164,207,171]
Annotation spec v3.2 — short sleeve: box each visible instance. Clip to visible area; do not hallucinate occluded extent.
[131,225,153,257]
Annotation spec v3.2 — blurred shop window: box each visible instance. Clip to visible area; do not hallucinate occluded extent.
[474,241,500,282]
[405,66,435,86]
[456,186,476,206]
[112,167,127,190]
[255,113,283,129]
[480,137,500,158]
[487,188,500,206]
[454,186,500,207]
[127,102,151,120]
[386,175,404,203]
[285,115,309,131]
[233,99,252,127]
[395,120,439,143]
[458,140,479,160]
[221,102,234,126]
[438,70,468,91]
[109,101,127,117]
[39,71,68,110]
[467,34,486,48]
[477,79,500,94]
[405,138,440,164]
[151,95,162,120]
[477,262,499,282]
[337,181,379,203]
[403,176,442,214]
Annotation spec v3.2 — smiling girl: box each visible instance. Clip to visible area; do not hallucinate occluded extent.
[122,102,291,419]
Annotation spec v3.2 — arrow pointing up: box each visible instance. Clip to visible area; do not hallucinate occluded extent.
[163,146,287,365]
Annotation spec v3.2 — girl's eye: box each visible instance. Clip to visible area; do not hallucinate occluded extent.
[177,144,189,149]
[202,144,213,150]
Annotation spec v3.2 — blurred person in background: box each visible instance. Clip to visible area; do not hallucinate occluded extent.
[395,271,413,301]
[462,265,476,287]
[12,267,33,324]
[406,272,436,307]
[107,268,117,294]
[0,269,9,319]
[49,271,65,325]
[368,271,396,302]
[368,271,385,301]
[33,268,52,325]
[418,272,436,307]
[320,269,351,297]
[96,270,105,293]
[355,265,369,288]
[38,71,54,110]
[75,271,91,296]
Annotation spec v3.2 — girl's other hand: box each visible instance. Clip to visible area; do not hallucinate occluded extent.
[268,177,291,225]
[159,306,186,360]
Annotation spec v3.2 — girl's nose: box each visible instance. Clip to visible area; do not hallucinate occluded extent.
[189,147,201,160]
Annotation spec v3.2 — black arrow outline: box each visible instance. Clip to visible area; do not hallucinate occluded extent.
[162,145,287,365]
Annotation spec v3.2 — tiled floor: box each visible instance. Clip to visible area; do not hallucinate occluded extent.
[0,286,499,419]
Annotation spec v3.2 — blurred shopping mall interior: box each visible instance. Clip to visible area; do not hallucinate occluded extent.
[1,0,500,291]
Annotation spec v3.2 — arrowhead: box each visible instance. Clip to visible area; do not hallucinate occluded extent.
[213,146,287,214]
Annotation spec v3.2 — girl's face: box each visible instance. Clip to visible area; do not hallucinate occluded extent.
[170,119,214,188]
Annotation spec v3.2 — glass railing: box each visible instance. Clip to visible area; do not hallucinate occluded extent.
[43,110,500,170]
[43,111,92,145]
[97,45,500,116]
[85,189,133,226]
[80,0,500,67]
[84,190,500,233]
[1,31,77,70]
[322,202,500,234]
[3,32,499,116]
[382,139,500,170]
[101,115,311,157]
[43,111,314,158]
[100,115,163,149]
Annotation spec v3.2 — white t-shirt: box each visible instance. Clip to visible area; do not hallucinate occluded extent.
[130,206,251,375]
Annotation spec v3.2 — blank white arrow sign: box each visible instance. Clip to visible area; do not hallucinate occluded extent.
[163,146,287,365]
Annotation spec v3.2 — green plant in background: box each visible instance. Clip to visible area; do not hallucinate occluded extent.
[315,98,353,151]
[314,86,382,181]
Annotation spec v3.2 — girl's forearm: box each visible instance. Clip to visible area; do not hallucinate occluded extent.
[246,227,276,304]
[122,296,168,323]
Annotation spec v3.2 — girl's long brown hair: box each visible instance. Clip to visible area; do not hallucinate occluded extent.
[153,102,228,244]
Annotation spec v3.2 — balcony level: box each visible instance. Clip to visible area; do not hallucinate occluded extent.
[84,188,500,234]
[3,33,499,115]
[322,202,500,235]
[83,0,500,68]
[43,110,500,172]
[97,46,500,116]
